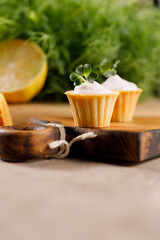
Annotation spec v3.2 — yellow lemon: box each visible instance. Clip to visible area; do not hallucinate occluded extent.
[0,39,48,103]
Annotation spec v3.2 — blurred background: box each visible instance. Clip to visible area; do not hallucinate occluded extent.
[0,0,160,101]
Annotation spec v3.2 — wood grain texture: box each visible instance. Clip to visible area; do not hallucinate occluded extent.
[44,116,160,131]
[0,125,60,161]
[0,117,160,162]
[64,126,160,162]
[0,99,158,162]
[29,118,160,162]
[139,130,160,161]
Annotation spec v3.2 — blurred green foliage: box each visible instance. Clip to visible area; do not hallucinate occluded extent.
[0,0,160,100]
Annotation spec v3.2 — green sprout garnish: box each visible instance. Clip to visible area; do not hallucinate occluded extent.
[99,59,120,78]
[69,64,98,86]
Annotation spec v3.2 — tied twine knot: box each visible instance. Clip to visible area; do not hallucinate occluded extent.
[47,123,97,158]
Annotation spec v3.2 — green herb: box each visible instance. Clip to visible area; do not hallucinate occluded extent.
[99,59,120,78]
[0,0,160,100]
[70,64,98,86]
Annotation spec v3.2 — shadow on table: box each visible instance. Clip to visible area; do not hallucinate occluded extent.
[6,154,159,171]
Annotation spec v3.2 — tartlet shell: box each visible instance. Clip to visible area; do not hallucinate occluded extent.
[65,91,119,127]
[111,89,143,122]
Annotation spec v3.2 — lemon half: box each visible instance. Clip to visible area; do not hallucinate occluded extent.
[0,39,48,103]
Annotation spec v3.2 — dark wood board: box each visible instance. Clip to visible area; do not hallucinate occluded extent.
[0,117,160,162]
[59,118,160,162]
[65,126,160,162]
[32,117,160,162]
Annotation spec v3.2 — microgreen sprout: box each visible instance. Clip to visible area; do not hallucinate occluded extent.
[69,64,98,86]
[99,59,120,78]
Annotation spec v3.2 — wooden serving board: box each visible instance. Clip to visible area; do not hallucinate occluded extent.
[37,117,160,162]
[0,116,159,162]
[6,102,160,162]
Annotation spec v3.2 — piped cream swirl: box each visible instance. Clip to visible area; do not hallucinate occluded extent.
[74,81,112,94]
[102,74,139,91]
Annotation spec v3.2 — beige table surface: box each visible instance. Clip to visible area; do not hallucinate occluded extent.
[0,98,160,240]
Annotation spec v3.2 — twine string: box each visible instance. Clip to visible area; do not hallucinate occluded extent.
[47,123,97,159]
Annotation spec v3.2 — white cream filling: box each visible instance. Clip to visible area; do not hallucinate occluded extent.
[102,74,139,91]
[74,81,112,94]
